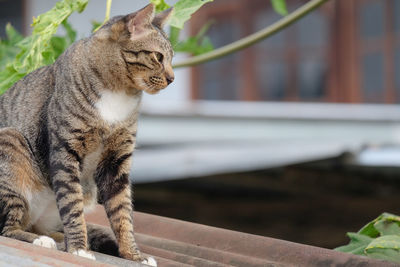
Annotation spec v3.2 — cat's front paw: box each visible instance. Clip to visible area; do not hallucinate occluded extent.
[142,256,157,267]
[72,249,96,260]
[33,236,57,249]
[120,248,142,261]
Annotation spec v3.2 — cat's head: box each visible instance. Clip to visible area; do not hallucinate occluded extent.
[92,4,174,95]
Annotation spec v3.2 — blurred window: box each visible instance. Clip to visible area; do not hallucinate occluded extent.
[253,6,330,102]
[396,49,400,94]
[296,12,329,101]
[356,0,399,103]
[254,9,287,101]
[298,59,326,100]
[0,0,24,38]
[298,12,329,47]
[257,61,288,100]
[395,0,400,33]
[201,55,241,100]
[361,52,384,101]
[359,2,384,39]
[254,10,285,49]
[191,0,399,104]
[199,18,241,100]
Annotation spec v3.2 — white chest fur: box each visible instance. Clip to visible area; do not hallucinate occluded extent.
[95,90,141,124]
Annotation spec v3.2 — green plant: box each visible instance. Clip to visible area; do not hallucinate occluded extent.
[150,0,214,55]
[336,213,400,263]
[271,0,288,16]
[0,24,23,72]
[0,0,87,94]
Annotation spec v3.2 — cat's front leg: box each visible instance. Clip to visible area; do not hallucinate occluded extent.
[49,140,94,260]
[94,129,143,262]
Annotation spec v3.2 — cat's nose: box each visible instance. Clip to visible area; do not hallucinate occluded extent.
[166,74,174,85]
[165,65,174,85]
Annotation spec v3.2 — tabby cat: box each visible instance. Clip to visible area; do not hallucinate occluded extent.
[0,4,173,265]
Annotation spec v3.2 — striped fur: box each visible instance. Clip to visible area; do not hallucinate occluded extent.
[0,4,173,263]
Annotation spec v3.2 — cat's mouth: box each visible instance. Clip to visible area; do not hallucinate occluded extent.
[132,76,168,94]
[143,78,167,94]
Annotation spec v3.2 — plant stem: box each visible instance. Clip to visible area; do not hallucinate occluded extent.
[94,0,113,32]
[105,0,112,21]
[172,0,330,69]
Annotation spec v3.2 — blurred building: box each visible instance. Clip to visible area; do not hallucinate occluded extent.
[1,0,400,182]
[191,0,400,104]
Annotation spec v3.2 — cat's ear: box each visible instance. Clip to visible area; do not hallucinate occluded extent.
[152,8,173,29]
[127,4,155,38]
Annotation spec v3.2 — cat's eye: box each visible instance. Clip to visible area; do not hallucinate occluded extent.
[155,52,164,63]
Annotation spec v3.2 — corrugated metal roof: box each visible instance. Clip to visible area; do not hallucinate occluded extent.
[86,205,395,267]
[0,205,395,266]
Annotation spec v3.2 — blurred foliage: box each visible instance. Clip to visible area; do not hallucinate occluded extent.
[173,21,214,56]
[91,20,103,33]
[0,24,23,72]
[150,0,170,12]
[0,21,77,74]
[50,20,78,59]
[0,0,88,94]
[150,0,214,56]
[336,213,400,263]
[270,0,288,16]
[167,0,213,29]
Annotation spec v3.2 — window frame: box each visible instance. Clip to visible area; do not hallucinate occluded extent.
[190,0,399,104]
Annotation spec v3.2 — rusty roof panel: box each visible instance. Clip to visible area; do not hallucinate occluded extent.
[0,205,395,267]
[86,205,396,267]
[0,235,145,267]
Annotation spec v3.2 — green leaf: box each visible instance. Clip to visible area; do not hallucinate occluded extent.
[336,213,400,264]
[174,20,214,55]
[374,220,400,236]
[358,220,381,238]
[367,248,400,263]
[91,20,103,32]
[270,0,288,16]
[61,19,77,44]
[380,213,400,223]
[50,36,68,58]
[5,23,23,45]
[49,20,78,60]
[365,235,400,262]
[169,26,181,48]
[0,0,88,94]
[149,0,171,12]
[0,24,23,71]
[366,235,400,251]
[169,0,213,29]
[359,213,400,237]
[335,232,373,255]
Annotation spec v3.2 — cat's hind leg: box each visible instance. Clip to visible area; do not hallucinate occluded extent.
[87,223,119,256]
[87,223,157,266]
[0,127,56,249]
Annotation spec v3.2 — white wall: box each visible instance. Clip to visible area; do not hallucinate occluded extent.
[25,0,190,104]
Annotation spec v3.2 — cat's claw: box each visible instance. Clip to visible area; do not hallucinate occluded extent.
[72,249,96,260]
[142,256,157,267]
[33,236,57,249]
